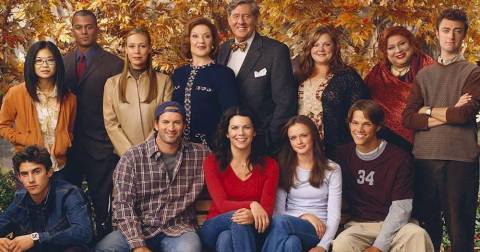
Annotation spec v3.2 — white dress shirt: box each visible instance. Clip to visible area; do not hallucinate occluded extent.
[227,32,256,76]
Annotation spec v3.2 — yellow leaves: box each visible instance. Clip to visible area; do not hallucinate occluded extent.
[2,0,480,84]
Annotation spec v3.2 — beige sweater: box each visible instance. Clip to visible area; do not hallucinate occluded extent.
[103,71,172,155]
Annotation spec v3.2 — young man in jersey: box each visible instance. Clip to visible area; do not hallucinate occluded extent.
[331,100,433,252]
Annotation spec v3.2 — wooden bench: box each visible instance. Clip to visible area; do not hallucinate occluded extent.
[195,188,212,226]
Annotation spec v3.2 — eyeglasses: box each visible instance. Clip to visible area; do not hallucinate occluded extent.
[34,58,56,66]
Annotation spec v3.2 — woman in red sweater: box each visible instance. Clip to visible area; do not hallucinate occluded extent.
[199,106,279,252]
[364,26,434,152]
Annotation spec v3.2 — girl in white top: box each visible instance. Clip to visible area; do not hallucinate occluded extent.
[262,115,342,252]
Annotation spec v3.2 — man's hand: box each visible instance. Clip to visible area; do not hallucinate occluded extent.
[232,208,254,224]
[10,235,34,252]
[249,201,270,233]
[300,213,326,238]
[308,246,326,252]
[0,238,12,252]
[362,246,382,252]
[455,93,472,107]
[418,106,428,114]
[133,246,152,252]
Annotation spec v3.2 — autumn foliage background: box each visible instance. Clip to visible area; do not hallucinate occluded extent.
[1,0,480,93]
[1,0,480,248]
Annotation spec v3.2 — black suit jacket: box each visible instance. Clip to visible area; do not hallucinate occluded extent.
[63,45,123,160]
[218,33,297,150]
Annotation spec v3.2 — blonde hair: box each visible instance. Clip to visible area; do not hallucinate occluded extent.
[118,27,157,103]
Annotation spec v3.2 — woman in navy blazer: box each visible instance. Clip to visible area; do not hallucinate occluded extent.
[172,17,239,148]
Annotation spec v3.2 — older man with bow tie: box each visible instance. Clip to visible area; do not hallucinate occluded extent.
[217,0,297,154]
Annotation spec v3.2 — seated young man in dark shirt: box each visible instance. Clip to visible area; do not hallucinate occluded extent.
[0,146,92,252]
[331,100,433,252]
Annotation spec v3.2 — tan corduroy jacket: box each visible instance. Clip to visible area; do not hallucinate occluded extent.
[103,71,173,155]
[0,83,76,169]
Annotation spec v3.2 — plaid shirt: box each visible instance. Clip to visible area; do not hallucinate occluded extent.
[112,134,208,249]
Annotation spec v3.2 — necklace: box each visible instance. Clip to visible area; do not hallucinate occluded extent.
[231,160,252,178]
[309,73,334,87]
[391,65,410,77]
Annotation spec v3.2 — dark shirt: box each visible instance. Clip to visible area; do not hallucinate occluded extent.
[172,63,238,147]
[0,179,92,248]
[333,142,413,221]
[74,46,99,69]
[322,68,370,158]
[64,44,123,159]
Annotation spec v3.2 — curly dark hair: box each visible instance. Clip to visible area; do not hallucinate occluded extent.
[12,145,52,174]
[212,106,266,172]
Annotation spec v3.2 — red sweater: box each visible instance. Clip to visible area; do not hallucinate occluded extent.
[203,154,279,219]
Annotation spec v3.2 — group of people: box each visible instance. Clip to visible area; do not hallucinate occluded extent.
[0,0,478,251]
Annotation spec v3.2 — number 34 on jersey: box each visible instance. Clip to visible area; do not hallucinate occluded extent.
[357,170,375,186]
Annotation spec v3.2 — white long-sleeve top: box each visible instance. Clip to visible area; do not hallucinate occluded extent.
[275,161,342,250]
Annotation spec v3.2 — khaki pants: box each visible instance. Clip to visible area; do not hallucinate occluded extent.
[332,221,434,252]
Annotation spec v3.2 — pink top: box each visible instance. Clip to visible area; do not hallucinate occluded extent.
[203,154,279,219]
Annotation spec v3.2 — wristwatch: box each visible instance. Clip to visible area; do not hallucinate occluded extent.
[31,232,39,245]
[425,106,432,117]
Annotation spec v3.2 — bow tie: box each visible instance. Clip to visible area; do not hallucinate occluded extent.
[231,41,248,52]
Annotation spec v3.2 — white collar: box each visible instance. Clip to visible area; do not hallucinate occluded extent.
[234,32,256,51]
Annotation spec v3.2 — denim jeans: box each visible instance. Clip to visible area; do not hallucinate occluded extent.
[262,215,320,252]
[199,211,259,252]
[93,230,201,252]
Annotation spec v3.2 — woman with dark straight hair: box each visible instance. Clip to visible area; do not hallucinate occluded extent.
[0,40,76,174]
[200,106,279,252]
[295,26,369,158]
[262,115,342,252]
[103,27,172,156]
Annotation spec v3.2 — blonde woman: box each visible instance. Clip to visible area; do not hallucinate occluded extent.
[103,28,173,155]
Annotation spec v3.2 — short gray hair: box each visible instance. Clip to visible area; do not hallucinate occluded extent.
[227,0,260,18]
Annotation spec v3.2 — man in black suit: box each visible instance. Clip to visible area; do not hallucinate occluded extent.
[217,0,297,153]
[62,10,123,240]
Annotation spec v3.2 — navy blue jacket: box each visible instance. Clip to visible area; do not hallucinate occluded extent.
[172,63,239,147]
[0,179,92,248]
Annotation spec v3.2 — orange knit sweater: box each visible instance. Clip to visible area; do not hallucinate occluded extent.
[0,83,76,169]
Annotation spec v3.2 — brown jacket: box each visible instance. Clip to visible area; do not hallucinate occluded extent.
[103,71,172,155]
[0,83,76,168]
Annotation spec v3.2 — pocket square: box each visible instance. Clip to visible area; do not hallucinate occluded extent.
[254,68,267,78]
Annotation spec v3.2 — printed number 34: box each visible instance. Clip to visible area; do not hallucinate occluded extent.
[357,170,374,185]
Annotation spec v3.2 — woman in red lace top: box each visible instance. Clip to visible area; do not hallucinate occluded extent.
[365,26,434,151]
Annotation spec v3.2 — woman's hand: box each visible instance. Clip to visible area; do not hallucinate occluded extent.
[249,201,270,233]
[308,246,326,252]
[231,208,254,224]
[300,213,326,238]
